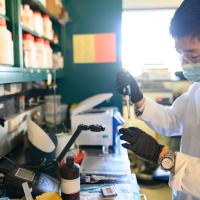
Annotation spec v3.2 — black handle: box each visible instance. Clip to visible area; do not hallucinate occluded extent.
[56,124,105,162]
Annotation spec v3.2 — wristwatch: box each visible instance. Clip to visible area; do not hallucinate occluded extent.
[160,151,175,171]
[135,104,145,116]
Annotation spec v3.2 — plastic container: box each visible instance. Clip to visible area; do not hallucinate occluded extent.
[102,134,109,154]
[53,52,64,69]
[23,34,36,68]
[45,103,60,113]
[35,37,46,68]
[44,95,61,102]
[60,104,68,121]
[45,112,62,124]
[44,95,61,112]
[21,4,34,30]
[45,104,67,124]
[60,156,80,200]
[44,95,61,105]
[33,11,43,35]
[0,19,14,65]
[44,40,53,68]
[43,14,53,40]
[0,0,6,15]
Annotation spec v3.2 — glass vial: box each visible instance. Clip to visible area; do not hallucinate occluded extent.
[102,134,109,154]
[19,95,25,112]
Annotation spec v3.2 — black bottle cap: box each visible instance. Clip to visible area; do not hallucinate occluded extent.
[66,156,74,168]
[61,156,79,179]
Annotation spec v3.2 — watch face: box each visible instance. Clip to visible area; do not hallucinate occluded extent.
[161,157,174,170]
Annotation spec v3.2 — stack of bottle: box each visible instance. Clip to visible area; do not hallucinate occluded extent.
[21,4,54,40]
[23,34,54,68]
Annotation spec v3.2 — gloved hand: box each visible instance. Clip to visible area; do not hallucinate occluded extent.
[119,127,164,163]
[116,69,143,103]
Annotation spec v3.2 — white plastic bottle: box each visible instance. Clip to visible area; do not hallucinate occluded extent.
[35,37,46,68]
[0,19,14,65]
[44,40,53,68]
[23,33,36,68]
[0,0,5,15]
[21,5,34,30]
[43,14,53,40]
[33,11,43,36]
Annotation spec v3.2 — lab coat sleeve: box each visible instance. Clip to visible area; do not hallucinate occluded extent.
[169,152,200,198]
[137,92,189,136]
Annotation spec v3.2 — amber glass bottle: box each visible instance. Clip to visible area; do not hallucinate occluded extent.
[60,156,80,200]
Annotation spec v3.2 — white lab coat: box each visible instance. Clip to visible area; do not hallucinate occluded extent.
[138,82,200,200]
[169,152,200,199]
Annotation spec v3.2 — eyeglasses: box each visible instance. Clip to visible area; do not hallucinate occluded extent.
[178,51,200,63]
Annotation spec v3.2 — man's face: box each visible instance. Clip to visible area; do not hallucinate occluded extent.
[175,36,200,64]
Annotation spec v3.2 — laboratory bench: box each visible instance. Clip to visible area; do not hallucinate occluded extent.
[0,135,141,200]
[79,145,141,200]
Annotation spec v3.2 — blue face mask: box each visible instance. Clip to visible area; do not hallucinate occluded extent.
[182,63,200,82]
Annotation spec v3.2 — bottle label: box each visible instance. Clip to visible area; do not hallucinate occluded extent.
[61,177,80,194]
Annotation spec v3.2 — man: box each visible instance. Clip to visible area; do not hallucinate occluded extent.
[116,0,200,199]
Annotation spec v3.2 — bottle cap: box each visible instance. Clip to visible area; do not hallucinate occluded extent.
[23,34,34,41]
[33,11,41,15]
[0,19,6,26]
[19,95,25,100]
[42,13,49,19]
[35,37,44,43]
[66,156,74,168]
[44,40,50,46]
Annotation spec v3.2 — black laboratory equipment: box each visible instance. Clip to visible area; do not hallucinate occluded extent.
[2,123,105,198]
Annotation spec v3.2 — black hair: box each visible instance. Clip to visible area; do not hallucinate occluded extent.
[170,0,200,38]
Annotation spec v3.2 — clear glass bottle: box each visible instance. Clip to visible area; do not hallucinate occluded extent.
[19,95,25,112]
[102,134,109,154]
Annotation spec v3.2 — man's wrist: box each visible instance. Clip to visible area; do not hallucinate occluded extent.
[134,98,145,116]
[135,97,145,109]
[159,146,170,161]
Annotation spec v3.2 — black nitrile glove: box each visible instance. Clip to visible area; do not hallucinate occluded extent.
[116,69,143,103]
[119,127,163,163]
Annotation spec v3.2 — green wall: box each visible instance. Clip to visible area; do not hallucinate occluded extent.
[58,0,122,110]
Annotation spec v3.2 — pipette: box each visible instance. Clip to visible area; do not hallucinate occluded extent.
[123,85,131,120]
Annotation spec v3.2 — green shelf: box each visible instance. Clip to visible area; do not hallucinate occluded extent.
[0,0,65,84]
[0,65,64,84]
[22,25,41,38]
[0,65,21,72]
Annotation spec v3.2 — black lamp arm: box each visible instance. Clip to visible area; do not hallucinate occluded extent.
[56,124,105,162]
